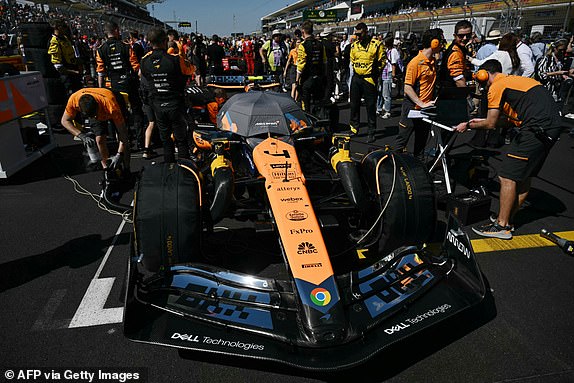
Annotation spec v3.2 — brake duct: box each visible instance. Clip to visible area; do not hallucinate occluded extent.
[209,139,234,223]
[330,134,367,211]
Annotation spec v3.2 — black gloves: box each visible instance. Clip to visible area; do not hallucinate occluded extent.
[77,131,96,148]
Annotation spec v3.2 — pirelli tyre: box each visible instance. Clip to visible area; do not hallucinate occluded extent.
[361,150,436,252]
[133,161,203,272]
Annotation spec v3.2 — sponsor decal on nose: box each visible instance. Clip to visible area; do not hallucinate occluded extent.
[310,288,331,306]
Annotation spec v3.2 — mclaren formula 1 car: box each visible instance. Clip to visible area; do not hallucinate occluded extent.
[123,91,486,371]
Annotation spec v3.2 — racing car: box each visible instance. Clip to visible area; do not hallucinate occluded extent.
[123,91,486,371]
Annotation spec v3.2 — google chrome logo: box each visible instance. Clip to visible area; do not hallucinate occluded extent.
[310,288,331,306]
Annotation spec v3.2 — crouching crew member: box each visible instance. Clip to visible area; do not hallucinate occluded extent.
[140,28,195,163]
[349,22,385,143]
[61,88,130,171]
[455,60,562,240]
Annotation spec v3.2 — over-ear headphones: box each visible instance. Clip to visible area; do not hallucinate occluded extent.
[473,69,489,83]
[431,38,440,49]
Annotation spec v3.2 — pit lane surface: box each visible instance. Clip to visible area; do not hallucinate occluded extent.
[1,103,573,383]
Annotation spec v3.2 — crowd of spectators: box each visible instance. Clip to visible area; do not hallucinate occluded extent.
[0,0,161,48]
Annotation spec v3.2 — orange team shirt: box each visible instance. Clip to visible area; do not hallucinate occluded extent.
[207,97,226,124]
[447,44,466,81]
[170,52,195,76]
[404,50,437,106]
[288,48,298,65]
[65,88,125,127]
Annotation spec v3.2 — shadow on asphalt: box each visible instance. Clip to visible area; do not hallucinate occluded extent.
[0,142,95,185]
[0,233,131,293]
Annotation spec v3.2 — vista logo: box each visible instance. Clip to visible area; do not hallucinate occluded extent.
[171,333,200,342]
[297,242,318,254]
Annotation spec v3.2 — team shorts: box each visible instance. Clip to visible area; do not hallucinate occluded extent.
[142,104,155,123]
[86,119,108,137]
[499,127,558,182]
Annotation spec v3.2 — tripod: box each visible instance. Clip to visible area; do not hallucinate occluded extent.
[422,117,458,195]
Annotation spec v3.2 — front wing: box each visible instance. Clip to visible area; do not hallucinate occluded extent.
[124,215,486,371]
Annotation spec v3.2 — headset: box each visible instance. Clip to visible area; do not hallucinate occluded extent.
[473,69,489,83]
[422,28,443,49]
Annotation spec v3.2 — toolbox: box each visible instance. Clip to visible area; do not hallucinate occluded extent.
[446,192,492,225]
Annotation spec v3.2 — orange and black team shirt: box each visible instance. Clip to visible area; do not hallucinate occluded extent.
[404,50,437,107]
[65,88,125,127]
[488,74,561,129]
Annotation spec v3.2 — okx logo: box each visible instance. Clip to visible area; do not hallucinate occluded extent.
[297,242,318,254]
[310,288,331,306]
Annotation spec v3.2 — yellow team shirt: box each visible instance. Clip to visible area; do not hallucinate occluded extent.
[350,37,386,86]
[47,34,77,69]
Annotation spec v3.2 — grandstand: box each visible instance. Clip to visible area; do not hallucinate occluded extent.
[261,0,574,39]
[1,0,166,37]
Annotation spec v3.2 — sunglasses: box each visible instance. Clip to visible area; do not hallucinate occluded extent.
[457,33,472,39]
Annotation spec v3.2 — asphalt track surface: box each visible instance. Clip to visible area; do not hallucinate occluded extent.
[1,99,574,383]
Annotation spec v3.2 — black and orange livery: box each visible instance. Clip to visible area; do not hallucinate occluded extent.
[124,91,487,371]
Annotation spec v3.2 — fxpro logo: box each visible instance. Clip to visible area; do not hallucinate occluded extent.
[446,230,471,259]
[290,228,313,235]
[297,242,318,254]
[171,333,200,342]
